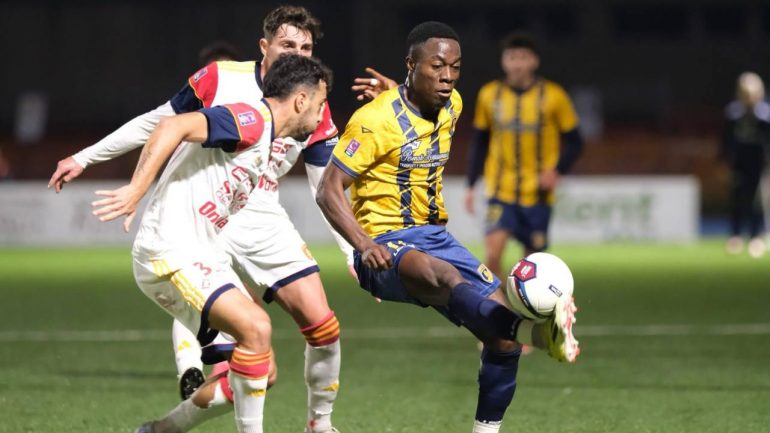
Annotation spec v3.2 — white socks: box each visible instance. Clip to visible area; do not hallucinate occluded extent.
[172,319,203,377]
[304,340,341,432]
[473,420,502,433]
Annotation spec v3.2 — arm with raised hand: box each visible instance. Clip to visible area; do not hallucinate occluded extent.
[351,67,398,101]
[48,102,176,192]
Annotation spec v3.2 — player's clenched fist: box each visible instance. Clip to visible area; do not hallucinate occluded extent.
[360,244,393,270]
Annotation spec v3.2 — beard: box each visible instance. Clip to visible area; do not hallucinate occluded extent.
[289,126,314,142]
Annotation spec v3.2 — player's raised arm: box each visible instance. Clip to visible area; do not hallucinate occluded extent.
[48,102,176,193]
[92,112,208,232]
[351,67,398,101]
[316,163,392,270]
[49,63,219,192]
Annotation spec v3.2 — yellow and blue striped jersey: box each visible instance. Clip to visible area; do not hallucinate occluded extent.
[332,86,462,238]
[473,79,578,205]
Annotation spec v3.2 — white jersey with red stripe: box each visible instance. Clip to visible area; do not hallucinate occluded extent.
[173,60,338,199]
[133,101,272,271]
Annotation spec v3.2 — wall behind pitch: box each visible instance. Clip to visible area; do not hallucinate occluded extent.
[0,176,699,247]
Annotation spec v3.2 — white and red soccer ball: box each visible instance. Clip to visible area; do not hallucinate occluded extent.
[506,252,574,322]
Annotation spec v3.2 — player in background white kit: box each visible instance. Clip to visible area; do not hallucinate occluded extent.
[48,6,394,433]
[90,54,331,433]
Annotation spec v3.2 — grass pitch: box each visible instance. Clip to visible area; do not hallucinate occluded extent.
[1,241,769,433]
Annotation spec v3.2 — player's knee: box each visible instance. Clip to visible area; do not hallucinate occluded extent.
[234,316,272,351]
[250,319,272,346]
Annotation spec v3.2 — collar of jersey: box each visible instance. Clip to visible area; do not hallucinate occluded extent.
[506,77,540,95]
[397,85,453,120]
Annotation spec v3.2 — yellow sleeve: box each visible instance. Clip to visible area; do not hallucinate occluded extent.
[331,106,385,177]
[551,84,579,132]
[472,83,493,131]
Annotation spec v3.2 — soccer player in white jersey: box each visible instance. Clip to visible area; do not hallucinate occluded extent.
[48,6,394,433]
[90,54,331,433]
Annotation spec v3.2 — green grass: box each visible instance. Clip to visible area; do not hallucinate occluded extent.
[1,241,769,433]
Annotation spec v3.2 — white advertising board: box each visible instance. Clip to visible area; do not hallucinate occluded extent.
[0,176,699,246]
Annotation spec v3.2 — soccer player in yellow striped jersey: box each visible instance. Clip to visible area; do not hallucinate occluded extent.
[317,22,579,433]
[465,33,583,277]
[327,75,460,237]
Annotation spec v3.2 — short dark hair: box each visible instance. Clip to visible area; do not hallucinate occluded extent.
[263,5,323,43]
[501,32,539,56]
[406,21,459,54]
[198,41,242,66]
[262,54,332,100]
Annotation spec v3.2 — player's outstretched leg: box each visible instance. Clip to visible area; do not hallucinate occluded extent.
[172,319,205,400]
[133,357,280,433]
[399,249,579,362]
[272,273,341,433]
[133,369,232,433]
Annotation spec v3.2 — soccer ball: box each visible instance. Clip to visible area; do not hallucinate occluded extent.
[506,252,574,322]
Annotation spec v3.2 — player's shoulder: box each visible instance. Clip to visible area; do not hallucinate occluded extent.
[190,60,256,86]
[215,60,258,74]
[478,80,503,99]
[216,102,271,127]
[541,79,569,97]
[480,79,503,92]
[351,87,401,128]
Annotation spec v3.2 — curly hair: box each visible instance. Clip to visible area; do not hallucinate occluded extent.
[262,54,332,100]
[263,5,323,42]
[406,21,459,55]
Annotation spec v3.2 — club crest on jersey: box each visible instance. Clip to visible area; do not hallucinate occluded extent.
[238,111,257,126]
[192,67,208,82]
[477,264,494,283]
[511,259,537,281]
[344,139,361,157]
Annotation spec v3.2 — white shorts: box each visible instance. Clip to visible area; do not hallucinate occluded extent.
[133,249,248,346]
[219,196,318,303]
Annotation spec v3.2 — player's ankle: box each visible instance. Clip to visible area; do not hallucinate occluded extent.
[515,320,535,346]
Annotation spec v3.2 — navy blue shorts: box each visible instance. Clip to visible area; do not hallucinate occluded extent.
[354,225,501,325]
[485,199,551,251]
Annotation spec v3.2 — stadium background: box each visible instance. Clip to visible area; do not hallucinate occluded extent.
[2,0,770,214]
[1,1,769,433]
